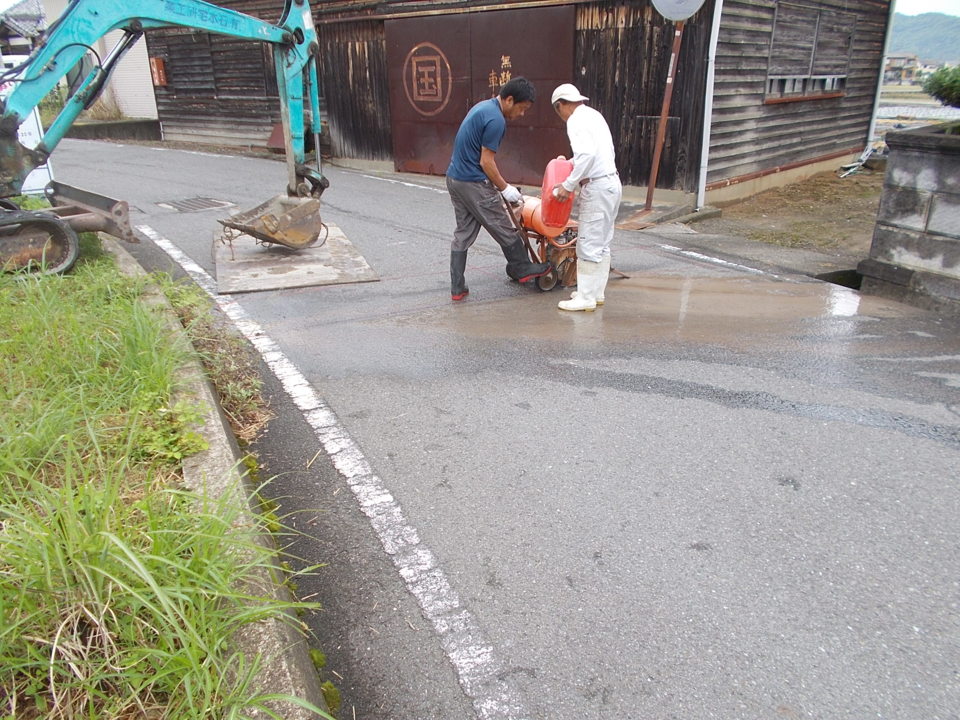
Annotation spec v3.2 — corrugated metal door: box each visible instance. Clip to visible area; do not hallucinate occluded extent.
[386,14,470,175]
[386,6,575,186]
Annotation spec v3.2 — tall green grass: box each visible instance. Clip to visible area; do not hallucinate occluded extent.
[0,246,328,719]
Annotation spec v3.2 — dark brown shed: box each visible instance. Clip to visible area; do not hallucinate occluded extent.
[143,0,892,204]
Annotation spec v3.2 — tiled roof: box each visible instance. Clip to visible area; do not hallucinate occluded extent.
[0,0,45,40]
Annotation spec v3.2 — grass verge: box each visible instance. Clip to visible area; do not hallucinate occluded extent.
[0,236,330,719]
[158,278,272,444]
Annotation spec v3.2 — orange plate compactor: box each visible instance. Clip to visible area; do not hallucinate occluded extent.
[508,156,579,292]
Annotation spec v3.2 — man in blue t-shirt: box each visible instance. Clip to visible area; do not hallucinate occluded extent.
[446,77,549,301]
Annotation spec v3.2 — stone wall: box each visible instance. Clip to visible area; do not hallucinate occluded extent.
[858,122,960,311]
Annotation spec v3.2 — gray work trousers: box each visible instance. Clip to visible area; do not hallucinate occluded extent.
[576,174,622,263]
[446,176,521,253]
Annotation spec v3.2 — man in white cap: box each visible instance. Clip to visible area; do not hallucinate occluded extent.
[550,83,621,312]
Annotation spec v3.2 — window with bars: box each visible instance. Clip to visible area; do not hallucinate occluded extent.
[765,2,855,102]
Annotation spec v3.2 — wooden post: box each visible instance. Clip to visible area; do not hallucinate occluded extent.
[644,20,685,211]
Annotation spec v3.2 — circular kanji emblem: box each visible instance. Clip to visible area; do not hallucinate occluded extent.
[402,42,452,117]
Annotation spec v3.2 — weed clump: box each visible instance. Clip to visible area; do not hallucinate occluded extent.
[0,241,329,719]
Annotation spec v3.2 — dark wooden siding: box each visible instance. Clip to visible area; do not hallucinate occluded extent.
[575,0,712,189]
[316,20,392,159]
[144,0,713,190]
[707,0,889,188]
[314,0,712,189]
[144,0,888,193]
[147,1,287,146]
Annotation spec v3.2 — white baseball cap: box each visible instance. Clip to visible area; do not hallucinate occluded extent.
[551,83,589,104]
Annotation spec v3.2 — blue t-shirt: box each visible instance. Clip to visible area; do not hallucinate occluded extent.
[446,98,505,182]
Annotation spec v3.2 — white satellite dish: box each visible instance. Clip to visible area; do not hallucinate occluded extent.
[651,0,707,22]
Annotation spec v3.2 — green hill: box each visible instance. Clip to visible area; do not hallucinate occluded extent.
[889,12,960,64]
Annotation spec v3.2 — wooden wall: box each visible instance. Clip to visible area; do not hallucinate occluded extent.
[575,0,712,189]
[146,1,283,145]
[313,0,713,190]
[707,0,890,189]
[144,0,712,191]
[142,0,888,193]
[315,20,392,159]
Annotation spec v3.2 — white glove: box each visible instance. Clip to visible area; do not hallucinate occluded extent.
[501,184,522,205]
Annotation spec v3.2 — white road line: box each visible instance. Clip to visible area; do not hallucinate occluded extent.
[361,174,449,194]
[657,243,773,276]
[137,224,529,720]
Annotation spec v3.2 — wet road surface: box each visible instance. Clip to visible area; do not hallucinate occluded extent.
[55,139,960,720]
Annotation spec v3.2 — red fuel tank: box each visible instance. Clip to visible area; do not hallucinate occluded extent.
[539,156,574,229]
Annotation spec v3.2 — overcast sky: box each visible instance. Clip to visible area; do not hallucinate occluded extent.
[895,0,960,15]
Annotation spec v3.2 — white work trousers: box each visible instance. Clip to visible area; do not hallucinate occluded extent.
[576,175,622,263]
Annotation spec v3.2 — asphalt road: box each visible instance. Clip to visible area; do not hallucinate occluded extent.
[53,139,960,720]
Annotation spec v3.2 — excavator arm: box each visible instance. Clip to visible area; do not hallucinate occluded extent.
[0,0,328,273]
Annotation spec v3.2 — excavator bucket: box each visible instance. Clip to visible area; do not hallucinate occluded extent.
[218,194,323,250]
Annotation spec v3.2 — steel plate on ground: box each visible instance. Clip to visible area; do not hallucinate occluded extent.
[214,224,378,294]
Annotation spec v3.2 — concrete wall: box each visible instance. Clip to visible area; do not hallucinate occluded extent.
[102,28,159,120]
[42,0,158,120]
[859,122,960,311]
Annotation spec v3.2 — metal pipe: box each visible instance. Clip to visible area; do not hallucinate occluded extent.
[645,20,685,211]
[865,0,898,152]
[695,0,724,211]
[48,210,106,233]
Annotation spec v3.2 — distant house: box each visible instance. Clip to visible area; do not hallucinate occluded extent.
[123,0,900,204]
[884,54,920,84]
[0,0,44,56]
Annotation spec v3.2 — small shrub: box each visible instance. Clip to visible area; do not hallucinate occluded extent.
[38,85,66,128]
[82,96,124,122]
[923,66,960,108]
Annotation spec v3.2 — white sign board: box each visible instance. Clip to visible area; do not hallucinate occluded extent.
[0,60,55,195]
[651,0,707,21]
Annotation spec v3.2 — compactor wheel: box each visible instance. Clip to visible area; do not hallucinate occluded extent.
[0,212,80,275]
[537,266,559,292]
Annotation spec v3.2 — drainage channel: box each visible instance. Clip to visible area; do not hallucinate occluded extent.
[157,197,235,213]
[814,268,863,290]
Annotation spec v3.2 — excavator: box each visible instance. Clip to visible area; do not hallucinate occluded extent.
[0,0,328,274]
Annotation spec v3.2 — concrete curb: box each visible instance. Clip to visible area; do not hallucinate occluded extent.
[66,119,162,141]
[103,237,330,719]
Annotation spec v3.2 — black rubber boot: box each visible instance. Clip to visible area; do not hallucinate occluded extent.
[502,239,550,283]
[450,250,469,300]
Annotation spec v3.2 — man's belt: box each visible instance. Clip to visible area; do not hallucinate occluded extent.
[579,171,619,187]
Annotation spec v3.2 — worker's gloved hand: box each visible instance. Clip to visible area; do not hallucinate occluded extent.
[501,184,522,205]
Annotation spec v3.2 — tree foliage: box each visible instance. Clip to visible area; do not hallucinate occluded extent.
[922,66,960,108]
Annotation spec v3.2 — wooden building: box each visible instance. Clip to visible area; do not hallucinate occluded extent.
[1,0,45,56]
[143,0,893,204]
